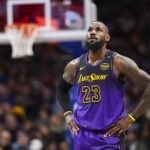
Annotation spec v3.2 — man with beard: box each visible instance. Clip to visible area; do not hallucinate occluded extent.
[56,21,150,150]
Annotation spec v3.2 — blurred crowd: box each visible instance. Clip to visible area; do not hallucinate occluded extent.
[0,44,73,150]
[0,0,149,150]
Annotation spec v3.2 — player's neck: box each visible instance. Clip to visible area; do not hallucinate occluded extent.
[88,47,107,65]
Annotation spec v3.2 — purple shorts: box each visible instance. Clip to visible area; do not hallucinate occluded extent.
[74,129,125,150]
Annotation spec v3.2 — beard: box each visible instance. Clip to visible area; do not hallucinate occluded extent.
[85,40,105,53]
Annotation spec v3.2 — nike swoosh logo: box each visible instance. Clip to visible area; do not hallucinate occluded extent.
[79,66,86,71]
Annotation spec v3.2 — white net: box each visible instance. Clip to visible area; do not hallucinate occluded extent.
[5,24,38,58]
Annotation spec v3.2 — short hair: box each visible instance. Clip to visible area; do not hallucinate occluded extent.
[91,21,109,34]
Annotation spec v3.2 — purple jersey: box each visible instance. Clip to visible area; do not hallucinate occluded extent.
[73,50,126,131]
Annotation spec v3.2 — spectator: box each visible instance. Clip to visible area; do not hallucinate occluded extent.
[0,130,12,149]
[12,132,29,150]
[63,0,83,29]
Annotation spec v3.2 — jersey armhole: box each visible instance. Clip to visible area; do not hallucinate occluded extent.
[73,55,83,84]
[111,53,125,85]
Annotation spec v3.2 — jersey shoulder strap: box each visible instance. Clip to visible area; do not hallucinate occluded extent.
[78,53,87,67]
[74,53,87,79]
[105,50,116,60]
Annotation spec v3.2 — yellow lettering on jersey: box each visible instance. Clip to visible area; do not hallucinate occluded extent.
[78,74,108,83]
[100,63,110,70]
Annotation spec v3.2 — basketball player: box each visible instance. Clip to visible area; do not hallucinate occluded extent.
[56,21,150,149]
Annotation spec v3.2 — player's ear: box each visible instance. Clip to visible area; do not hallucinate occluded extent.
[105,34,110,42]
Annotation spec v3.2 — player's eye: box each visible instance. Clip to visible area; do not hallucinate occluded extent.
[95,27,101,32]
[88,27,92,32]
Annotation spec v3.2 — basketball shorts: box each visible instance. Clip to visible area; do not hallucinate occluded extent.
[74,128,125,150]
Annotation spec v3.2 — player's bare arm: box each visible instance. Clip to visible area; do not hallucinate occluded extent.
[63,57,80,84]
[105,54,150,137]
[57,57,80,135]
[118,55,150,117]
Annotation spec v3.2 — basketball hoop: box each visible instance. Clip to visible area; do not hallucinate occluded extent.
[5,23,38,58]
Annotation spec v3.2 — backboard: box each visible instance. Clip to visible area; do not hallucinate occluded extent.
[0,0,97,44]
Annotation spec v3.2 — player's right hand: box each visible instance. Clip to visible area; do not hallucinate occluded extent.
[65,113,79,135]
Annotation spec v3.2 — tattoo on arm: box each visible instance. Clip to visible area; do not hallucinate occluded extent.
[63,57,80,84]
[118,55,150,118]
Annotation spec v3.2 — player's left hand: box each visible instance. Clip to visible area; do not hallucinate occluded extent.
[104,116,134,137]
